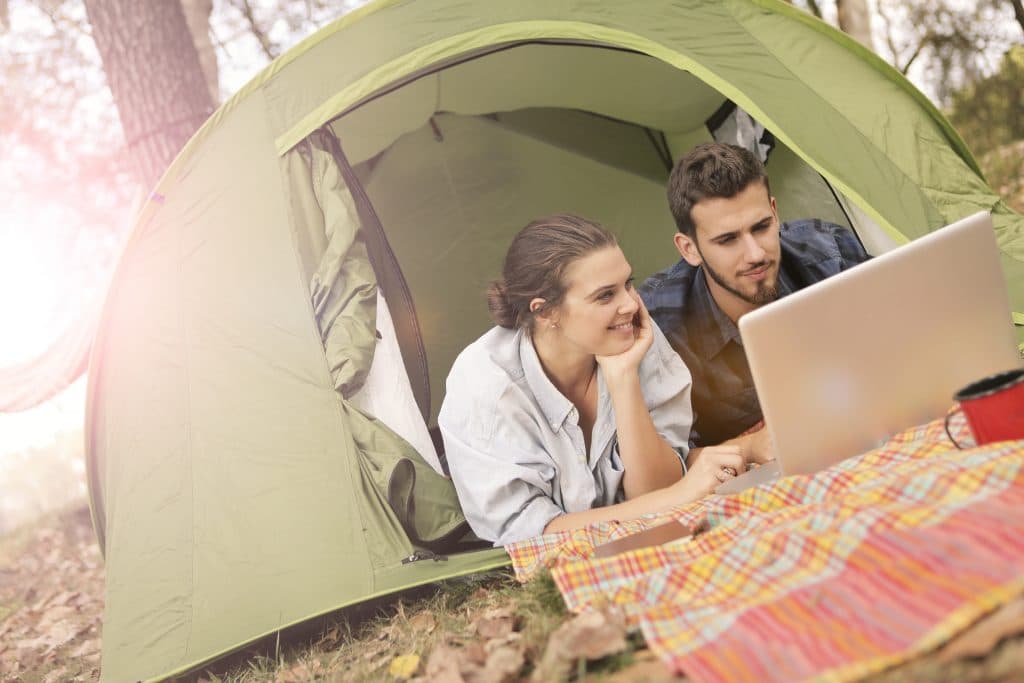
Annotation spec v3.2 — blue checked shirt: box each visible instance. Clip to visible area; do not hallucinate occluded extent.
[639,219,870,446]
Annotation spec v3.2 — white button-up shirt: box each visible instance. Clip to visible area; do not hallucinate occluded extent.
[439,325,694,546]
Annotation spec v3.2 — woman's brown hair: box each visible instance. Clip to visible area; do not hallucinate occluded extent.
[487,214,617,330]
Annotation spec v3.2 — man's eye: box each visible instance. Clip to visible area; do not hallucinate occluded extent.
[717,236,736,245]
[598,291,614,301]
[625,277,635,290]
[753,224,770,233]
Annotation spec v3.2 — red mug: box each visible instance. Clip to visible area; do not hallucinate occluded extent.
[945,368,1024,448]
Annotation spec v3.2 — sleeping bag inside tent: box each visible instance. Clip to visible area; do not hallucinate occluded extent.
[85,1,1024,680]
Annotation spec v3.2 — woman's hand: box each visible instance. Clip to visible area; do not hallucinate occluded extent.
[675,445,745,500]
[740,426,777,465]
[595,290,654,381]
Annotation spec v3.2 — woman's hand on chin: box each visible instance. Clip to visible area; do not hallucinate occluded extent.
[595,291,654,381]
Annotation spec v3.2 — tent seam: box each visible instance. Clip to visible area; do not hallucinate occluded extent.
[264,23,915,244]
[179,154,199,666]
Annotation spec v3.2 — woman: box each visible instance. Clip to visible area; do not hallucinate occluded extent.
[439,214,748,546]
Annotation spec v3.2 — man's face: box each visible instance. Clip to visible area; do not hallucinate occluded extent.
[674,180,782,315]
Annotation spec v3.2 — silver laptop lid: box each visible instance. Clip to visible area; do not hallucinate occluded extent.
[738,211,1021,475]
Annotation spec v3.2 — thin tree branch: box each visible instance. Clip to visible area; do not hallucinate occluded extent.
[901,41,926,75]
[230,0,277,61]
[1010,0,1024,38]
[875,2,908,71]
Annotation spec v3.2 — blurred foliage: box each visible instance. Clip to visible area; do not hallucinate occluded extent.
[0,0,361,246]
[875,0,1021,104]
[947,45,1024,213]
[790,0,1022,107]
[949,46,1024,158]
[979,141,1024,214]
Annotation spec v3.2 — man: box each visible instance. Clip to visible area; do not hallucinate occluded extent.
[640,142,870,449]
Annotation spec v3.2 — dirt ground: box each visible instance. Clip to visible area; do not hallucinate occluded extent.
[2,504,1024,682]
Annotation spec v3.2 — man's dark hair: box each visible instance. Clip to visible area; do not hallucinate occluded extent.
[667,142,771,237]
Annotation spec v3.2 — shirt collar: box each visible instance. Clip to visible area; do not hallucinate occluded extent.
[519,330,576,432]
[689,268,743,360]
[688,262,800,359]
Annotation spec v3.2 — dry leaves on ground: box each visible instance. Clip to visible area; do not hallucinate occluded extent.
[531,608,629,682]
[940,597,1024,662]
[0,505,104,682]
[408,601,527,683]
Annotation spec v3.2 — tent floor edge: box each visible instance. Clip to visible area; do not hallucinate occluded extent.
[143,548,511,683]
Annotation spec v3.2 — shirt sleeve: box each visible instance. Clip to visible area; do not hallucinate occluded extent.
[438,382,564,547]
[824,220,872,267]
[639,325,695,462]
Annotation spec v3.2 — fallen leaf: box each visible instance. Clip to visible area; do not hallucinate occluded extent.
[532,609,628,682]
[483,632,522,654]
[379,622,400,641]
[477,643,525,683]
[941,598,1024,661]
[423,644,467,683]
[70,638,101,659]
[409,612,437,635]
[602,650,680,682]
[31,591,58,613]
[38,606,77,628]
[48,591,79,609]
[362,640,391,661]
[275,659,323,683]
[390,654,421,679]
[474,607,515,640]
[42,666,67,683]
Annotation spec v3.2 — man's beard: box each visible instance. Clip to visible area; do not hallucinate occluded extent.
[698,247,780,307]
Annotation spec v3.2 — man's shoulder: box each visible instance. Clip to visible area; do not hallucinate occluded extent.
[780,218,870,270]
[780,217,849,243]
[639,259,697,310]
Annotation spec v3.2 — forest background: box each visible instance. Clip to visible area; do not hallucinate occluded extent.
[1,0,1022,534]
[0,1,1022,679]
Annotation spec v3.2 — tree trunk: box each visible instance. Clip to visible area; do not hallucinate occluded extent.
[83,0,215,189]
[1010,0,1024,37]
[836,0,875,51]
[182,0,219,104]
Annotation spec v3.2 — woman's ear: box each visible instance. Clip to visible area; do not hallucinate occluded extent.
[530,297,557,328]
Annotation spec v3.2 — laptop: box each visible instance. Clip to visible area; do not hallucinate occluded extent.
[715,211,1022,495]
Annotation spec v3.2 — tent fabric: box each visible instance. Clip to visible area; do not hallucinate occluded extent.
[302,137,378,398]
[86,1,1024,680]
[300,133,470,547]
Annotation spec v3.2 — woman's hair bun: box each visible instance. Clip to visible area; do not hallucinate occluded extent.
[487,279,518,328]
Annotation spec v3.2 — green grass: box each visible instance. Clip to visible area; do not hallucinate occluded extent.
[192,568,652,683]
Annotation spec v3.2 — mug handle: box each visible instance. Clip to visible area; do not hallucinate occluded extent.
[944,407,965,450]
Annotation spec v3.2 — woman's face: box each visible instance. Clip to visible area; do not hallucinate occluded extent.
[549,245,639,357]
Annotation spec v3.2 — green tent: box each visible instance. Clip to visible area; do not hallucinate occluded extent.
[85,0,1024,679]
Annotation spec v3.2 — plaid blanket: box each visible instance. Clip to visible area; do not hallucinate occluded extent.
[506,416,1024,682]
